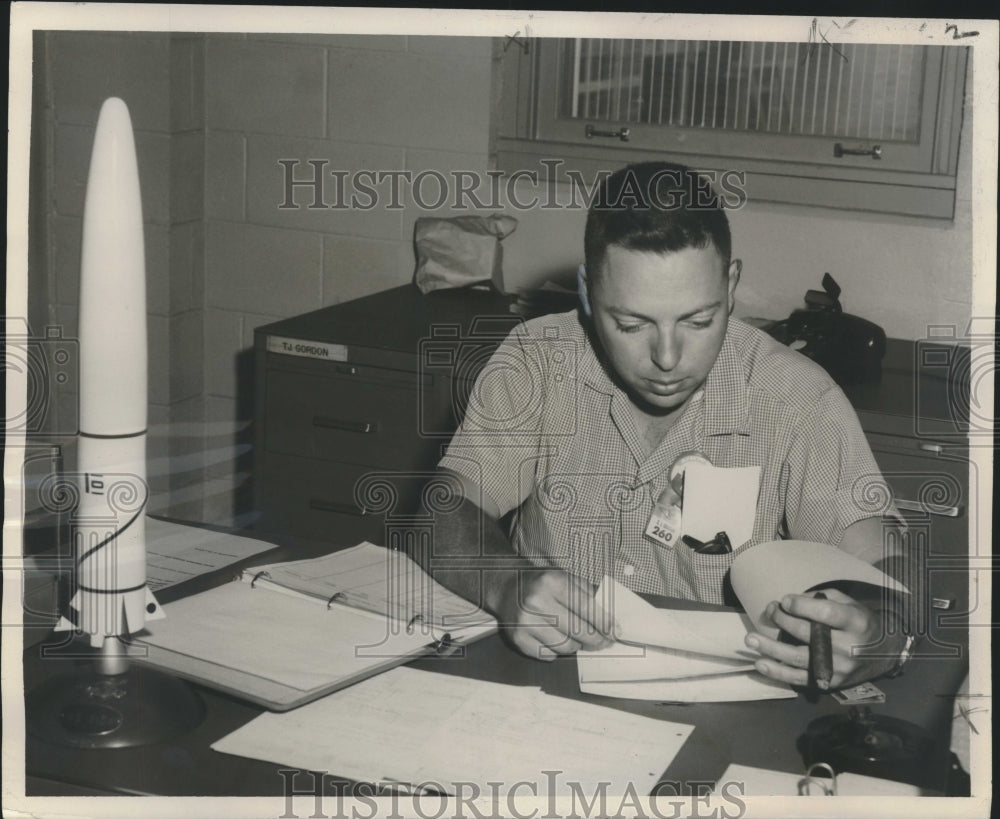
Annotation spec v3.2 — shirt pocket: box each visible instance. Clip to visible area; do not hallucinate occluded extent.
[673,541,740,606]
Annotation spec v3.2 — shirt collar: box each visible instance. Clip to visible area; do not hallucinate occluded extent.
[579,318,751,436]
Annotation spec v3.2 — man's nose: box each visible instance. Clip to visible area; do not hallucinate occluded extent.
[651,328,680,371]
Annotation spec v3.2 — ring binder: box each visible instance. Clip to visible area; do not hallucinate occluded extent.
[132,541,497,710]
[798,762,837,796]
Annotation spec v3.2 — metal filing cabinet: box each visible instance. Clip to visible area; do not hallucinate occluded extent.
[253,285,517,551]
[847,339,972,656]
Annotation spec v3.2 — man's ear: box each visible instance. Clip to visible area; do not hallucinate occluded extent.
[577,263,593,317]
[726,259,742,315]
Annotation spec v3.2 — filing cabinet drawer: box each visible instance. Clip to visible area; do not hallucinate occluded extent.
[866,445,968,556]
[265,367,449,468]
[258,453,427,547]
[864,435,970,649]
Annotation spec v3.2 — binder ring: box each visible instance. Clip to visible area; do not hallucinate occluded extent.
[327,592,346,610]
[250,571,271,589]
[798,762,837,796]
[406,614,424,634]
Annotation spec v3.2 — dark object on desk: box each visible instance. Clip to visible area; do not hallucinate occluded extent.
[27,661,204,749]
[799,707,937,788]
[765,273,887,387]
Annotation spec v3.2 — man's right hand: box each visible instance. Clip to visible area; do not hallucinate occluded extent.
[494,569,613,661]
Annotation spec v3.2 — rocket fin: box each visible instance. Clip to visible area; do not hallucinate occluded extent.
[122,585,165,635]
[55,616,76,632]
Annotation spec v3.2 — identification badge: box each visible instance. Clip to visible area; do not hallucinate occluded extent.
[645,503,682,548]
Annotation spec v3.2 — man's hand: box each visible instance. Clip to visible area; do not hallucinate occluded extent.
[744,588,905,689]
[495,569,613,661]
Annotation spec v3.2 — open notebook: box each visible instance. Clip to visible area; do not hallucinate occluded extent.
[579,540,908,702]
[130,542,496,710]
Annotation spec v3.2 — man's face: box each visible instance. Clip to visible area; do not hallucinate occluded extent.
[588,244,739,414]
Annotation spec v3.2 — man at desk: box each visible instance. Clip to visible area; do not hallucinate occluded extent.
[429,161,912,690]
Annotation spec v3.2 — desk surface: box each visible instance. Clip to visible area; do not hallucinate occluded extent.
[24,583,967,797]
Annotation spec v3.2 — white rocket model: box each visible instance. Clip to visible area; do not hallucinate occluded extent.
[56,98,164,647]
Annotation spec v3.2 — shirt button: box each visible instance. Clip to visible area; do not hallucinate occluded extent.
[623,565,636,577]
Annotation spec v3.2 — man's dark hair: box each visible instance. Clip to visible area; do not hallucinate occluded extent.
[583,161,732,280]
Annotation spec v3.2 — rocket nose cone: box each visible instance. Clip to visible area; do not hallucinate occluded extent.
[94,97,134,139]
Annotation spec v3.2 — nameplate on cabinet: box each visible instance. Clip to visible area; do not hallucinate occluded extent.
[267,335,348,362]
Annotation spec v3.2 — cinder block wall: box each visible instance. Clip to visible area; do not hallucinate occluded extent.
[200,33,492,523]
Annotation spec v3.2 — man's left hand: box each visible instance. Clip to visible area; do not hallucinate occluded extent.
[744,588,904,689]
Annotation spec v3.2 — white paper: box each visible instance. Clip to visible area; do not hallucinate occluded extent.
[730,540,910,639]
[580,671,796,702]
[144,516,274,591]
[682,463,761,546]
[578,642,752,682]
[716,763,927,796]
[136,582,431,691]
[597,577,755,660]
[212,666,694,796]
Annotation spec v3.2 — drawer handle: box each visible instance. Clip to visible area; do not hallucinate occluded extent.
[895,498,964,518]
[918,442,945,455]
[309,499,367,516]
[932,597,955,611]
[313,416,377,434]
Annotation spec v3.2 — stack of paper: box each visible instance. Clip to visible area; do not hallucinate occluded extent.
[212,666,694,796]
[580,541,908,702]
[579,580,794,702]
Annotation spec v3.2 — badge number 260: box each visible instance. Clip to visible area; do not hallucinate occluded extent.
[645,509,680,547]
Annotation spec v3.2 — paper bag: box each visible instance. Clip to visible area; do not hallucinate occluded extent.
[414,214,517,294]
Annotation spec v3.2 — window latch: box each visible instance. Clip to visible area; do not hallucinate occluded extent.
[833,142,883,160]
[585,124,630,142]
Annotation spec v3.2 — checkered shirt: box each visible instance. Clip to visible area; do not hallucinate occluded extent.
[438,312,895,603]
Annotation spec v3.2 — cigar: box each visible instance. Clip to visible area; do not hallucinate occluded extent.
[809,592,834,691]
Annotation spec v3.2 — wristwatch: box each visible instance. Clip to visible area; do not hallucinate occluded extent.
[884,632,916,678]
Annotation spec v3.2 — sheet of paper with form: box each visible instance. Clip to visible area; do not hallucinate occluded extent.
[211,666,694,796]
[144,516,274,590]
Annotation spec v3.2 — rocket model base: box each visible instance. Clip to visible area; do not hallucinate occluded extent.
[26,660,204,749]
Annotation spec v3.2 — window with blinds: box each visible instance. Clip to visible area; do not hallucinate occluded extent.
[499,37,969,216]
[559,39,926,143]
